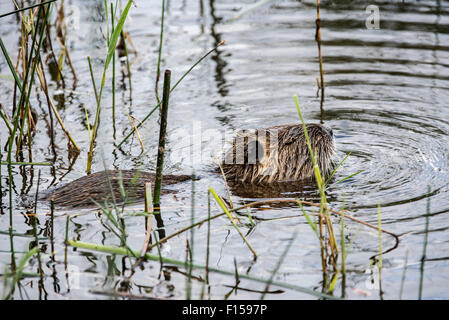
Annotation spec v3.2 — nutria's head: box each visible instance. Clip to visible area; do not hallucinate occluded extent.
[221,123,335,183]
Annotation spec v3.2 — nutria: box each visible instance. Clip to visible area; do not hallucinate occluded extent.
[221,123,335,184]
[43,124,333,207]
[43,170,191,208]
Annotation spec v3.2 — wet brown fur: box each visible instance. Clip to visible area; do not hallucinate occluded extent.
[44,170,191,208]
[221,123,335,184]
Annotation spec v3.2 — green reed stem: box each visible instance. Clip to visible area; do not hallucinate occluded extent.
[15,5,51,153]
[324,151,352,188]
[315,0,325,112]
[104,0,110,44]
[87,56,99,104]
[12,20,36,123]
[335,170,363,185]
[153,70,171,206]
[86,73,105,173]
[295,95,338,270]
[155,0,166,104]
[298,200,319,238]
[0,107,13,133]
[0,37,23,92]
[111,2,116,126]
[152,231,163,271]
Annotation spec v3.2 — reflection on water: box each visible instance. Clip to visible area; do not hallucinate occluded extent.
[1,0,449,299]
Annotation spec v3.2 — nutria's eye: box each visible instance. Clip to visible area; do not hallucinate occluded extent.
[329,128,333,137]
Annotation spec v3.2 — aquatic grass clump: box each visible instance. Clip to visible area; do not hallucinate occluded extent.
[0,0,53,275]
[0,0,80,165]
[0,3,83,276]
[293,95,390,295]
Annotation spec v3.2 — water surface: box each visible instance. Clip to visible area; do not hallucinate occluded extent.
[1,0,449,299]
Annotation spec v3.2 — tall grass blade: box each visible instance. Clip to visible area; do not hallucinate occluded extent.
[155,0,166,103]
[209,188,257,258]
[324,151,352,188]
[297,200,319,238]
[0,38,23,91]
[105,1,133,71]
[335,170,363,185]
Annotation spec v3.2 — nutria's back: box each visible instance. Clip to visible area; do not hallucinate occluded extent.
[43,170,191,208]
[221,123,335,184]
